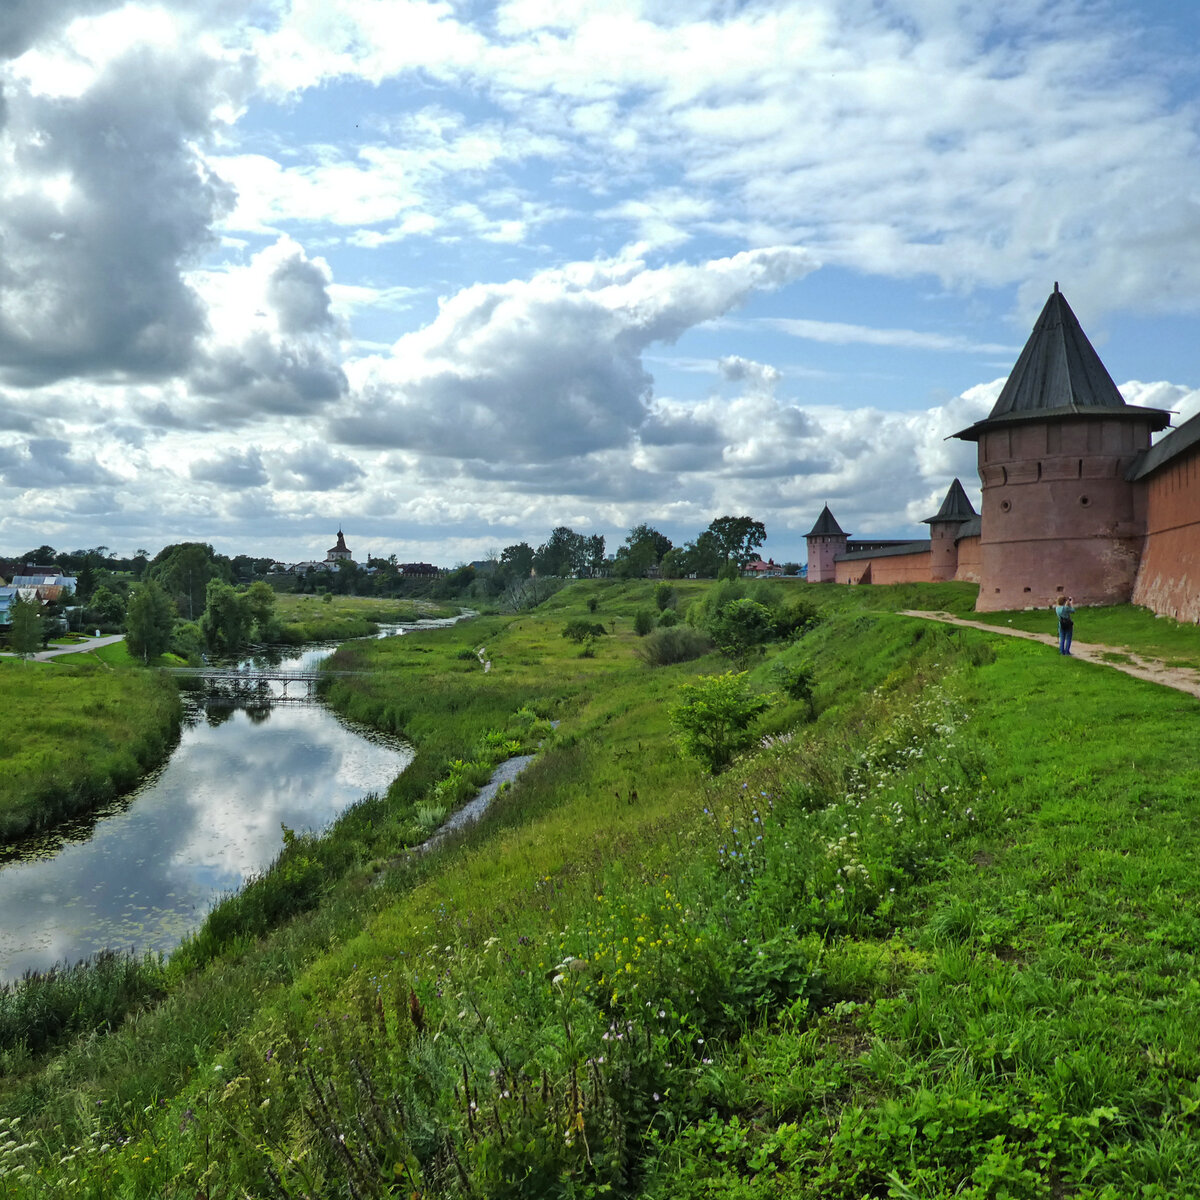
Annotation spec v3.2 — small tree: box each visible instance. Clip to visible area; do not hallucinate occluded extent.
[707,598,776,666]
[562,620,607,643]
[654,582,676,611]
[8,594,43,661]
[633,608,655,636]
[89,584,126,627]
[125,579,177,663]
[670,671,771,773]
[771,661,816,719]
[200,579,250,655]
[244,580,277,639]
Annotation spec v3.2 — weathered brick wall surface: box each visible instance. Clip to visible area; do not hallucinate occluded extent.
[1133,452,1200,622]
[835,550,931,586]
[954,535,981,583]
[928,523,960,581]
[975,417,1153,611]
[807,535,845,583]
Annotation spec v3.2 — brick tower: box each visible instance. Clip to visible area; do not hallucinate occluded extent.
[922,478,977,582]
[953,285,1171,611]
[806,505,847,583]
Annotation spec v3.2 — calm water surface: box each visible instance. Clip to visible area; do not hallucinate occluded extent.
[0,637,415,982]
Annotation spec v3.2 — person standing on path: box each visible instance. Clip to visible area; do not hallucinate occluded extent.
[1054,595,1075,656]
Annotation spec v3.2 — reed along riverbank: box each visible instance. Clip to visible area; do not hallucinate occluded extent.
[3,579,1200,1197]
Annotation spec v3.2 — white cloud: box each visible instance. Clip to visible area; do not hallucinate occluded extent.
[332,246,817,461]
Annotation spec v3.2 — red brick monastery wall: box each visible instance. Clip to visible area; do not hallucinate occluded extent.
[973,417,1152,611]
[1132,453,1200,622]
[835,549,932,586]
[954,536,981,584]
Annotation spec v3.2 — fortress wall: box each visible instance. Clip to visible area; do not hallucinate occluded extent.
[954,535,981,583]
[807,535,845,583]
[928,524,959,581]
[1132,451,1200,622]
[975,418,1151,610]
[835,550,931,586]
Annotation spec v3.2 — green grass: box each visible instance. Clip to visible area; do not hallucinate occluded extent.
[0,658,181,843]
[274,592,458,643]
[4,580,1200,1196]
[969,600,1200,664]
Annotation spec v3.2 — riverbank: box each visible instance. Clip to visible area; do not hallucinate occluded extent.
[0,657,181,845]
[4,580,1200,1195]
[274,593,458,642]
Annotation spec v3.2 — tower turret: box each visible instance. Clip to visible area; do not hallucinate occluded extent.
[806,505,847,583]
[922,478,977,582]
[953,285,1171,611]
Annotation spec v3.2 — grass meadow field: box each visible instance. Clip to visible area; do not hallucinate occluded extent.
[0,579,1199,1197]
[0,658,181,844]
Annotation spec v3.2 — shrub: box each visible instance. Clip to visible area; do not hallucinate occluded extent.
[708,598,776,664]
[563,619,607,642]
[634,626,713,666]
[657,608,680,627]
[776,598,821,638]
[669,670,771,772]
[633,608,655,636]
[772,661,816,717]
[587,595,599,613]
[654,582,676,611]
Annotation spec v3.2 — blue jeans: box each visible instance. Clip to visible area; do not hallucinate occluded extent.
[1059,624,1073,655]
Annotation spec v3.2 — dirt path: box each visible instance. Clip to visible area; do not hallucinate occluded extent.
[901,611,1200,700]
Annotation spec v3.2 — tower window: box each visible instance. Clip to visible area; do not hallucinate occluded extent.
[999,499,1012,513]
[1080,495,1090,507]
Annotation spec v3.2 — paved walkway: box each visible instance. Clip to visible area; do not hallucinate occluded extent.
[901,611,1200,701]
[0,634,126,663]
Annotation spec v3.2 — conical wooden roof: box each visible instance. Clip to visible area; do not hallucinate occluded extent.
[954,285,1171,441]
[806,505,846,537]
[923,478,977,524]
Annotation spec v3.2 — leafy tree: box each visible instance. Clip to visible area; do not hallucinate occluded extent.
[200,579,249,655]
[706,515,767,567]
[89,585,126,626]
[150,543,231,620]
[562,620,607,643]
[20,545,58,566]
[132,549,150,579]
[707,598,777,665]
[585,534,607,574]
[8,594,43,659]
[534,527,587,577]
[669,671,771,773]
[244,580,277,638]
[125,579,177,663]
[500,542,535,581]
[771,661,816,719]
[74,560,97,602]
[614,524,672,580]
[666,530,724,578]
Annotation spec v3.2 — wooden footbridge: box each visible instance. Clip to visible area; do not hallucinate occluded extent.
[162,666,369,701]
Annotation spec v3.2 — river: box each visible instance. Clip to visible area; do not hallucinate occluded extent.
[0,632,416,983]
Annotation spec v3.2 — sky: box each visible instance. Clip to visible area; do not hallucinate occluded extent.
[3,0,1200,568]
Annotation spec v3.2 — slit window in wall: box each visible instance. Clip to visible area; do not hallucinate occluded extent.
[1080,495,1090,507]
[1024,587,1032,593]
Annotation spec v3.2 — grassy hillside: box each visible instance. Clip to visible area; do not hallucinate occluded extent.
[1,579,1198,1197]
